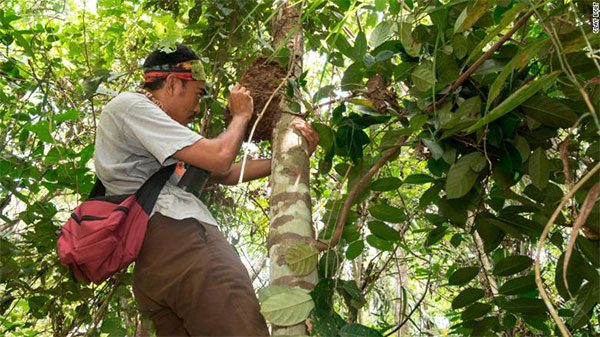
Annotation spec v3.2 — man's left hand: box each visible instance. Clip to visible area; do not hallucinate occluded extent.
[292,119,320,156]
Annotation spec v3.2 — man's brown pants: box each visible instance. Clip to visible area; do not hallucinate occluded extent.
[133,213,270,336]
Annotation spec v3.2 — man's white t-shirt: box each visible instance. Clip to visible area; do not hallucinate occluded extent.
[93,92,218,226]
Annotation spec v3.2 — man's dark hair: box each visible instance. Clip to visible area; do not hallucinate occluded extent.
[141,43,200,90]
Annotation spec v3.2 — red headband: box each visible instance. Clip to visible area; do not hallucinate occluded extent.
[144,71,193,83]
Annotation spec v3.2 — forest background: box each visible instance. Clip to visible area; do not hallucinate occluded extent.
[0,0,599,336]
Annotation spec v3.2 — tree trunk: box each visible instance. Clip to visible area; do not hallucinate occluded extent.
[268,2,317,336]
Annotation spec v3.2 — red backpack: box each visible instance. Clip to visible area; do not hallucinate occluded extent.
[57,165,175,284]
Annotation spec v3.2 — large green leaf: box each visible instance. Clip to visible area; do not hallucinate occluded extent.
[454,0,489,33]
[572,280,600,329]
[467,71,561,133]
[403,174,435,184]
[369,21,396,48]
[576,237,600,268]
[260,288,315,326]
[100,317,127,337]
[350,32,367,61]
[341,62,364,90]
[26,121,54,143]
[399,21,421,57]
[258,285,289,303]
[370,177,402,191]
[452,288,485,309]
[461,303,492,321]
[528,147,549,190]
[339,323,383,337]
[449,266,480,286]
[411,63,435,92]
[345,240,364,260]
[486,39,550,104]
[499,275,537,295]
[493,255,533,276]
[446,152,483,199]
[284,243,318,275]
[475,215,504,253]
[366,235,394,251]
[368,221,400,241]
[368,203,405,223]
[555,252,585,300]
[502,298,548,315]
[521,95,578,128]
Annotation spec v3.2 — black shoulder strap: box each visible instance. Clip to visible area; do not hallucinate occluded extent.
[88,178,106,198]
[88,164,176,214]
[135,164,176,214]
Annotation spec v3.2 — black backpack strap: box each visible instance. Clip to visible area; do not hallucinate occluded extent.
[135,164,177,214]
[88,178,106,198]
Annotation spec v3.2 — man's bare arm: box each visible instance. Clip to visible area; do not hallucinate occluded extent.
[209,159,271,185]
[172,85,252,172]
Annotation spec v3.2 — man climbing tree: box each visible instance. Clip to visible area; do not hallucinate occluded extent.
[93,44,318,336]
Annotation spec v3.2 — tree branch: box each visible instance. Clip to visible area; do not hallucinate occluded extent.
[535,162,600,337]
[429,10,534,112]
[315,138,405,251]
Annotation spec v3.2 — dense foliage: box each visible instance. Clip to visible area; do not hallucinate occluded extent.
[1,0,598,336]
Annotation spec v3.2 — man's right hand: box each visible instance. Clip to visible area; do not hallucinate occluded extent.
[228,84,253,120]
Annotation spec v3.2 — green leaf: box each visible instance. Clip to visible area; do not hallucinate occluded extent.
[475,215,504,253]
[351,32,367,61]
[467,71,561,133]
[465,3,529,64]
[399,22,421,57]
[54,109,80,122]
[576,237,600,268]
[425,225,447,247]
[493,255,533,276]
[572,280,600,329]
[555,252,585,300]
[284,243,318,275]
[461,303,492,321]
[369,21,396,48]
[454,0,489,33]
[371,177,402,191]
[469,154,487,172]
[341,62,364,90]
[366,235,394,251]
[499,275,537,295]
[449,266,480,286]
[446,152,482,199]
[452,36,468,61]
[411,63,435,92]
[528,147,549,190]
[502,298,548,315]
[313,122,335,152]
[100,317,127,337]
[260,288,315,326]
[339,323,383,337]
[521,96,578,128]
[513,136,530,163]
[403,174,435,184]
[258,285,289,303]
[346,240,364,260]
[26,121,53,143]
[452,288,485,309]
[422,139,443,160]
[319,251,340,279]
[368,221,400,241]
[368,203,405,223]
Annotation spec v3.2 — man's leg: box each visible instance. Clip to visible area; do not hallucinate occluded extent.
[133,213,269,336]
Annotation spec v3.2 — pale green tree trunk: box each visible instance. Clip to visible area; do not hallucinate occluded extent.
[268,1,318,336]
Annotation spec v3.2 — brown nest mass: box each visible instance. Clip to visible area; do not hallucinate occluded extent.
[224,57,286,142]
[365,74,400,114]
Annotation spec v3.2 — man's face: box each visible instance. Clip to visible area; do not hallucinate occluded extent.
[168,78,206,125]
